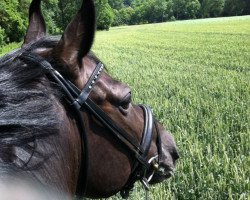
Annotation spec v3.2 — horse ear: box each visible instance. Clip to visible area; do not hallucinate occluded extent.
[52,0,96,68]
[23,0,46,46]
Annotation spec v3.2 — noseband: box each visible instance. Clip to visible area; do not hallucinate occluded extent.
[20,52,162,198]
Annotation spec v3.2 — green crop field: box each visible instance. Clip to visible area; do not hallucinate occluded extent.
[93,16,250,200]
[1,16,250,199]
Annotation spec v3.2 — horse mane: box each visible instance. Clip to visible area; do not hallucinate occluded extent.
[0,36,102,171]
[0,37,64,169]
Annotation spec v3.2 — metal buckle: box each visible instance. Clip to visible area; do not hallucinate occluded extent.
[140,155,159,191]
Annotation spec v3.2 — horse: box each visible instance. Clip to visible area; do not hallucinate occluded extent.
[0,0,179,199]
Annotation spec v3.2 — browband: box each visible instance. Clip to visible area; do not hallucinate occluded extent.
[72,62,104,109]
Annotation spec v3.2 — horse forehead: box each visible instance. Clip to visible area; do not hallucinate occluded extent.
[82,57,127,96]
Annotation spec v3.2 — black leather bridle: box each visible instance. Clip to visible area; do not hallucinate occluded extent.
[19,52,162,198]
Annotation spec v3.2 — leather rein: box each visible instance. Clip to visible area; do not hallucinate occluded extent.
[19,52,162,198]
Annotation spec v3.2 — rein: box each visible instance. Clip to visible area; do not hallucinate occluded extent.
[19,52,162,198]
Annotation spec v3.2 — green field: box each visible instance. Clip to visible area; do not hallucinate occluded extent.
[1,16,250,199]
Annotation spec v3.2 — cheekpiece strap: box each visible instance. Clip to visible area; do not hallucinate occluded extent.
[120,105,155,198]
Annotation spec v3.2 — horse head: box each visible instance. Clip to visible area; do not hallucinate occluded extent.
[0,0,179,199]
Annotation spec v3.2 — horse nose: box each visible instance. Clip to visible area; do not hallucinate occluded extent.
[158,127,179,167]
[171,147,180,165]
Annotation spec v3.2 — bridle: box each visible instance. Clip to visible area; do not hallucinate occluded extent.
[19,51,163,198]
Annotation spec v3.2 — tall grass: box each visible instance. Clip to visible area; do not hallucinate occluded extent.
[1,16,249,199]
[93,16,250,200]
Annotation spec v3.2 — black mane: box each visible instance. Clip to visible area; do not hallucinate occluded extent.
[0,37,63,168]
[0,37,101,171]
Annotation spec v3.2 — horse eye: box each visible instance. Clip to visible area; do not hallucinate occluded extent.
[120,92,132,110]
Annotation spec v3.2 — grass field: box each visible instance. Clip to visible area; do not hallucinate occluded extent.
[94,16,250,200]
[1,16,250,199]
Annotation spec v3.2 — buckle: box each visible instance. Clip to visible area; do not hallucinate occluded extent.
[140,155,159,191]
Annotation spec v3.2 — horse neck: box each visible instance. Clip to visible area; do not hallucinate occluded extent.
[34,103,82,197]
[0,103,82,200]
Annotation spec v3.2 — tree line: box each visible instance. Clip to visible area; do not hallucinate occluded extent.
[0,0,249,46]
[109,0,249,27]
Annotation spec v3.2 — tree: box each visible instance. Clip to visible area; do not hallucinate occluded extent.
[209,0,225,17]
[173,0,201,19]
[199,0,225,18]
[146,0,174,23]
[242,0,250,15]
[223,0,247,16]
[148,0,173,23]
[1,0,249,45]
[42,0,60,34]
[113,7,135,26]
[131,0,145,8]
[0,0,29,43]
[55,0,81,31]
[187,0,201,18]
[0,26,6,46]
[130,0,174,24]
[199,0,211,17]
[124,0,134,6]
[108,0,124,10]
[95,0,114,30]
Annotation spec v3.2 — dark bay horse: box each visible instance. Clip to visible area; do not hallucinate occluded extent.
[0,0,179,199]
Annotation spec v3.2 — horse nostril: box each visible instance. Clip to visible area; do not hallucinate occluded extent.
[172,150,180,161]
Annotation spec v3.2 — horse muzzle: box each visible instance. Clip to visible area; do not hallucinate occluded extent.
[149,124,179,185]
[149,163,175,184]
